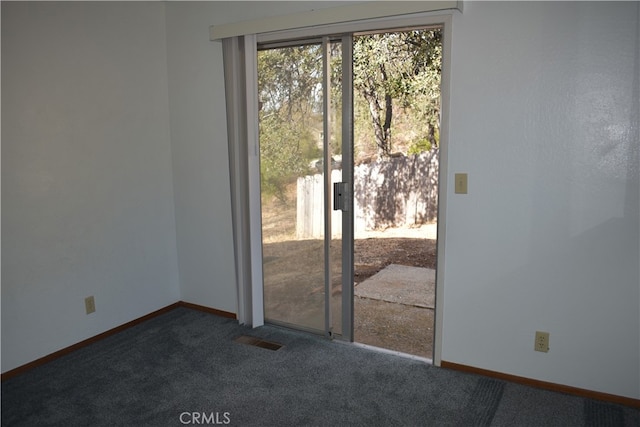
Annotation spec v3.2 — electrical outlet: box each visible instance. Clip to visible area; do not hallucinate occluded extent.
[85,296,96,314]
[535,331,549,352]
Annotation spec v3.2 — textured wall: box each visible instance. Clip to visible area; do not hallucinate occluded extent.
[442,1,639,398]
[2,2,180,372]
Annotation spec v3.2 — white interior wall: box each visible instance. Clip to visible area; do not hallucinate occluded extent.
[164,3,236,312]
[0,0,363,372]
[1,2,180,372]
[165,1,639,399]
[2,0,638,401]
[164,1,359,313]
[443,1,639,399]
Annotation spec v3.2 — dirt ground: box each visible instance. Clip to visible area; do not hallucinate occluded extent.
[353,236,436,359]
[354,235,437,282]
[261,197,437,359]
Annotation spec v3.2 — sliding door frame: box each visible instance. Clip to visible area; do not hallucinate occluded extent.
[229,12,453,365]
[322,36,334,338]
[255,35,353,339]
[341,35,355,342]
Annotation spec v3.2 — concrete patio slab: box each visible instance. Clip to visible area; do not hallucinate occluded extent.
[354,264,435,309]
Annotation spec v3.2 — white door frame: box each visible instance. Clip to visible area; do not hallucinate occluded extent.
[242,13,453,366]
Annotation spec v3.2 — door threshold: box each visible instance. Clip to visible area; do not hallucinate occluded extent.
[334,340,433,364]
[264,319,326,337]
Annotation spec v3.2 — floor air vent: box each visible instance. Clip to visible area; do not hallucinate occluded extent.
[234,335,283,351]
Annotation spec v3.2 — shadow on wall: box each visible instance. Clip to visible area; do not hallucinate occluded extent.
[354,149,439,230]
[296,150,438,239]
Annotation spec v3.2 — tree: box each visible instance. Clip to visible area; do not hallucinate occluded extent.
[258,45,324,201]
[353,29,442,158]
[256,29,443,202]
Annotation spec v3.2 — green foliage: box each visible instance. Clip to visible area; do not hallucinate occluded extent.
[408,139,432,156]
[257,29,442,198]
[258,45,324,201]
[352,28,442,157]
[259,112,321,201]
[408,128,439,155]
[258,45,323,120]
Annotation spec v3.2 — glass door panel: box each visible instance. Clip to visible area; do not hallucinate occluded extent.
[258,42,326,332]
[258,37,350,337]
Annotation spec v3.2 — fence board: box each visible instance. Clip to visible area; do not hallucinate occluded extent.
[297,150,438,239]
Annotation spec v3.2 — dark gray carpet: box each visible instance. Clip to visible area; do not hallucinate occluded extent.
[2,307,639,426]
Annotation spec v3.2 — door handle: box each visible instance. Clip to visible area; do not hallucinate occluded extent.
[333,182,349,211]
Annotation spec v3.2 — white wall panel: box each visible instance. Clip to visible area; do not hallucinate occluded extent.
[443,1,639,399]
[3,0,638,400]
[2,2,180,372]
[163,1,361,315]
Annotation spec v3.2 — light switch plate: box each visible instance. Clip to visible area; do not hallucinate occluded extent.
[454,173,468,194]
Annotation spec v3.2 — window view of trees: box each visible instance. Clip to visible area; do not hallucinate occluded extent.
[258,44,324,200]
[257,28,442,201]
[353,29,442,158]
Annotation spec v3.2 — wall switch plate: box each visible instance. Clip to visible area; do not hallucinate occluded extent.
[454,173,468,194]
[85,296,96,314]
[535,331,549,352]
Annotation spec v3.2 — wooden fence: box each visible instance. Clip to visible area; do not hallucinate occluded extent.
[296,150,438,239]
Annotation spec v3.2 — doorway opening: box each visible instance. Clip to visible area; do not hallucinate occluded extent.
[351,28,441,359]
[257,26,442,359]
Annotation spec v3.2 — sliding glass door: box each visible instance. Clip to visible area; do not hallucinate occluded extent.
[258,36,353,338]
